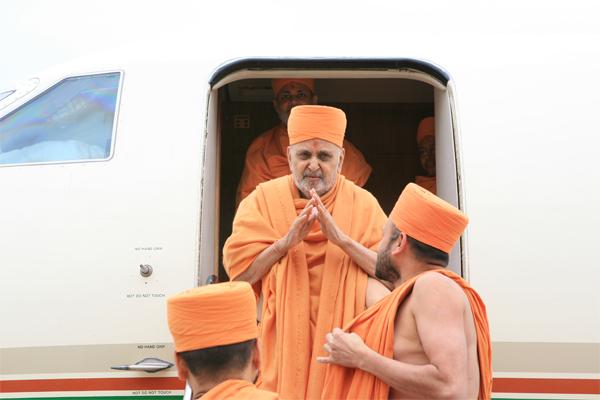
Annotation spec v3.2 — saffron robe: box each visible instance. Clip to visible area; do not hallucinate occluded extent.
[236,124,372,204]
[201,379,278,400]
[321,268,492,400]
[224,174,386,399]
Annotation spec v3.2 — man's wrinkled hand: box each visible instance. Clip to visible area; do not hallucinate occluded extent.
[311,189,347,247]
[281,199,318,251]
[316,328,369,369]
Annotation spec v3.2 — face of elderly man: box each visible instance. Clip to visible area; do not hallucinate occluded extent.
[287,138,345,198]
[273,83,317,125]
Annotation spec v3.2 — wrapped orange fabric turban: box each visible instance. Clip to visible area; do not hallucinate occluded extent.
[167,281,258,353]
[390,183,468,253]
[417,116,435,143]
[287,105,346,147]
[272,78,315,96]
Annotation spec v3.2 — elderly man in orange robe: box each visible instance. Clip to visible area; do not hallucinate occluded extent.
[167,282,278,399]
[319,183,492,399]
[224,105,389,399]
[236,78,372,205]
[415,116,436,194]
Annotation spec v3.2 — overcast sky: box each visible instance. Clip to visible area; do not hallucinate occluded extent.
[3,0,598,90]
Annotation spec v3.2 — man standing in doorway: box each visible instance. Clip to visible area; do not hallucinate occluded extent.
[224,105,389,399]
[236,78,371,204]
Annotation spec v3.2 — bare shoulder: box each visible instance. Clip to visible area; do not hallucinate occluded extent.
[412,271,466,308]
[366,277,391,308]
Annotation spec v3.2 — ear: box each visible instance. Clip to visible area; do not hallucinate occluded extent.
[390,232,408,257]
[287,146,293,167]
[337,148,345,172]
[252,341,260,371]
[175,352,189,382]
[311,94,318,105]
[272,99,278,110]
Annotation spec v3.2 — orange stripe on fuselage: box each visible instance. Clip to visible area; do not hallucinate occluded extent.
[1,377,598,394]
[0,377,185,393]
[493,378,600,394]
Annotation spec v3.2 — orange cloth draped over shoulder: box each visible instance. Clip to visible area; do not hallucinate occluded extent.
[322,268,492,400]
[236,126,372,204]
[201,379,278,400]
[223,174,386,400]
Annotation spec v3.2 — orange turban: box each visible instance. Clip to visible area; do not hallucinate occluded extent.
[390,183,468,253]
[167,282,258,353]
[272,78,315,96]
[417,116,435,143]
[287,105,346,147]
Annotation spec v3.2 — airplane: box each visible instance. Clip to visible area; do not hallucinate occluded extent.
[1,2,598,399]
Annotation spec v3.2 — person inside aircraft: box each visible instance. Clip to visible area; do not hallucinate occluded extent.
[235,78,372,205]
[166,281,278,399]
[223,105,390,399]
[319,183,492,399]
[414,116,436,194]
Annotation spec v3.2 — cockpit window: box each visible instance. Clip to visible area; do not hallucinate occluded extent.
[0,72,121,166]
[0,90,15,102]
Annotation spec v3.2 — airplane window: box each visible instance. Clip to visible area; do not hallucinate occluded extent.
[0,90,15,102]
[0,72,121,165]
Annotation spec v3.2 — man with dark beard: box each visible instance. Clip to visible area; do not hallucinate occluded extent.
[223,105,388,399]
[319,183,492,399]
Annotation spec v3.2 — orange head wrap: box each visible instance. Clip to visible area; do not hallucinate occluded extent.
[390,183,468,253]
[417,116,435,144]
[287,105,346,147]
[167,281,258,353]
[272,78,315,97]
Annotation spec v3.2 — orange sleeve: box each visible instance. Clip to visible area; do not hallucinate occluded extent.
[224,187,281,281]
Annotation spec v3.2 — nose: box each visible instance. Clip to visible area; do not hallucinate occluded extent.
[307,157,319,171]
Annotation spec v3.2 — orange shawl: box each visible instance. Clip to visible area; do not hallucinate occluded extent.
[224,175,386,399]
[321,269,492,400]
[201,379,278,399]
[236,124,372,204]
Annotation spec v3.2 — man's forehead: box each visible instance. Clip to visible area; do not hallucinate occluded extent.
[291,139,339,152]
[279,82,313,94]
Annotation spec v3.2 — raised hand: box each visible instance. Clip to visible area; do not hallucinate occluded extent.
[311,189,347,247]
[280,198,318,251]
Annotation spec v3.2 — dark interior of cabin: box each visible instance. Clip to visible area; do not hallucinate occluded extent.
[217,78,434,281]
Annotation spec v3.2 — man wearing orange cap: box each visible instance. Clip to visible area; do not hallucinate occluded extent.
[167,282,278,399]
[319,183,492,399]
[224,105,389,399]
[415,116,436,194]
[235,78,372,205]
